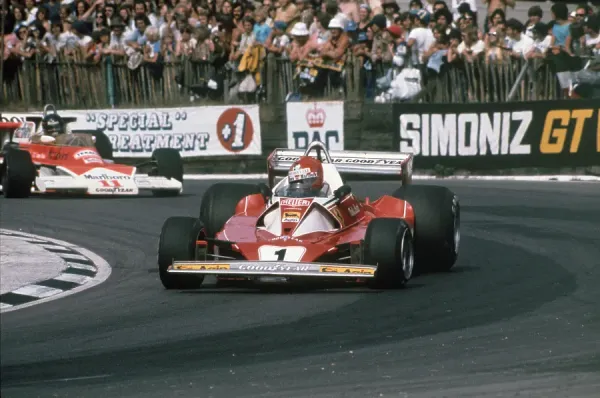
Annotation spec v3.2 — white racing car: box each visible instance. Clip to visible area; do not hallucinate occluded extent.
[0,107,183,198]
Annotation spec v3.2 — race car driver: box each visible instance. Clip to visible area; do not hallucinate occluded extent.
[31,113,73,144]
[285,156,328,198]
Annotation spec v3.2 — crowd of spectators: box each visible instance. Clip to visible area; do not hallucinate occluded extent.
[2,0,600,101]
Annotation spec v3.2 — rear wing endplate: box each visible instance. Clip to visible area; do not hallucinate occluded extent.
[267,148,413,187]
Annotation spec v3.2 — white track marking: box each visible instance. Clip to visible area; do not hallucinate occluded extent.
[54,273,92,284]
[65,262,97,272]
[0,229,112,313]
[11,285,64,298]
[58,254,91,262]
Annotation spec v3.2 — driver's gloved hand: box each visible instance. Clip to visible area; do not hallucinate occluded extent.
[333,185,352,200]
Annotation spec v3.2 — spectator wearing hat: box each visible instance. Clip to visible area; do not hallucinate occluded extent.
[320,17,349,63]
[311,17,349,93]
[352,30,372,63]
[108,17,127,57]
[525,6,543,39]
[265,20,291,57]
[505,18,534,58]
[367,13,390,64]
[387,24,407,68]
[407,9,435,66]
[289,22,312,62]
[382,0,399,27]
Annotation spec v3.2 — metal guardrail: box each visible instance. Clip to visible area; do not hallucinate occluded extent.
[411,58,561,104]
[1,51,568,109]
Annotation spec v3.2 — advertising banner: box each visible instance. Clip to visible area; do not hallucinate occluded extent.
[287,101,344,151]
[393,100,600,169]
[2,106,261,158]
[64,105,262,158]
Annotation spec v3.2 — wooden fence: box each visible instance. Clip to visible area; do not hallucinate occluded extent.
[1,52,565,110]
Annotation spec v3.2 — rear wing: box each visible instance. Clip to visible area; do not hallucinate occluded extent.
[267,148,413,187]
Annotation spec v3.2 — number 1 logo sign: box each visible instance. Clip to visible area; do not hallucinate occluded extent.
[217,107,256,152]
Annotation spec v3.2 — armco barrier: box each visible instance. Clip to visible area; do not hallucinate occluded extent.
[2,100,598,175]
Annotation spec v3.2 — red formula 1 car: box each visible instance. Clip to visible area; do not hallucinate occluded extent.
[158,141,460,290]
[0,120,183,198]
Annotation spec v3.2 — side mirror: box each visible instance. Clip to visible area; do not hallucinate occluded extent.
[334,184,352,200]
[256,182,272,201]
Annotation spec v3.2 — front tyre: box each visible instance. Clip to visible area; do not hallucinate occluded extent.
[1,149,36,198]
[199,183,266,238]
[364,218,414,289]
[151,148,184,197]
[393,185,460,272]
[158,216,205,289]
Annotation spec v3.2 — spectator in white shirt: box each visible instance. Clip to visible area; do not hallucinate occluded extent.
[583,15,600,56]
[407,9,435,65]
[457,26,485,61]
[505,18,534,59]
[525,22,552,60]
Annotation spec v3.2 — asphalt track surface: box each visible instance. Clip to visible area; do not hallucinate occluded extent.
[1,180,599,398]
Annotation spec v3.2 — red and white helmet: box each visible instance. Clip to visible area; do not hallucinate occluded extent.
[286,156,325,197]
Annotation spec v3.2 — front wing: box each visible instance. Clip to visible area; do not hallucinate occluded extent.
[33,174,182,195]
[0,174,182,195]
[168,261,377,278]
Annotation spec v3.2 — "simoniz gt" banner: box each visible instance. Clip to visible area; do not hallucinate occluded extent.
[393,100,599,169]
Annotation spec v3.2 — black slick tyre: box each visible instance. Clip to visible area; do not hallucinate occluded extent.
[151,148,183,197]
[364,218,414,289]
[158,216,205,289]
[199,182,265,238]
[392,185,460,272]
[1,148,36,198]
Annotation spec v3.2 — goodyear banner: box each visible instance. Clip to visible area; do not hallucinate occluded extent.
[393,100,600,169]
[286,101,344,151]
[3,105,262,158]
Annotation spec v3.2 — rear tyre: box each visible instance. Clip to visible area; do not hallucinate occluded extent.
[1,148,36,198]
[392,185,460,272]
[199,182,265,238]
[151,148,183,197]
[158,216,205,289]
[364,218,414,289]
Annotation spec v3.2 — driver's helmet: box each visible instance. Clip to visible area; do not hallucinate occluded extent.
[41,113,65,137]
[287,156,325,197]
